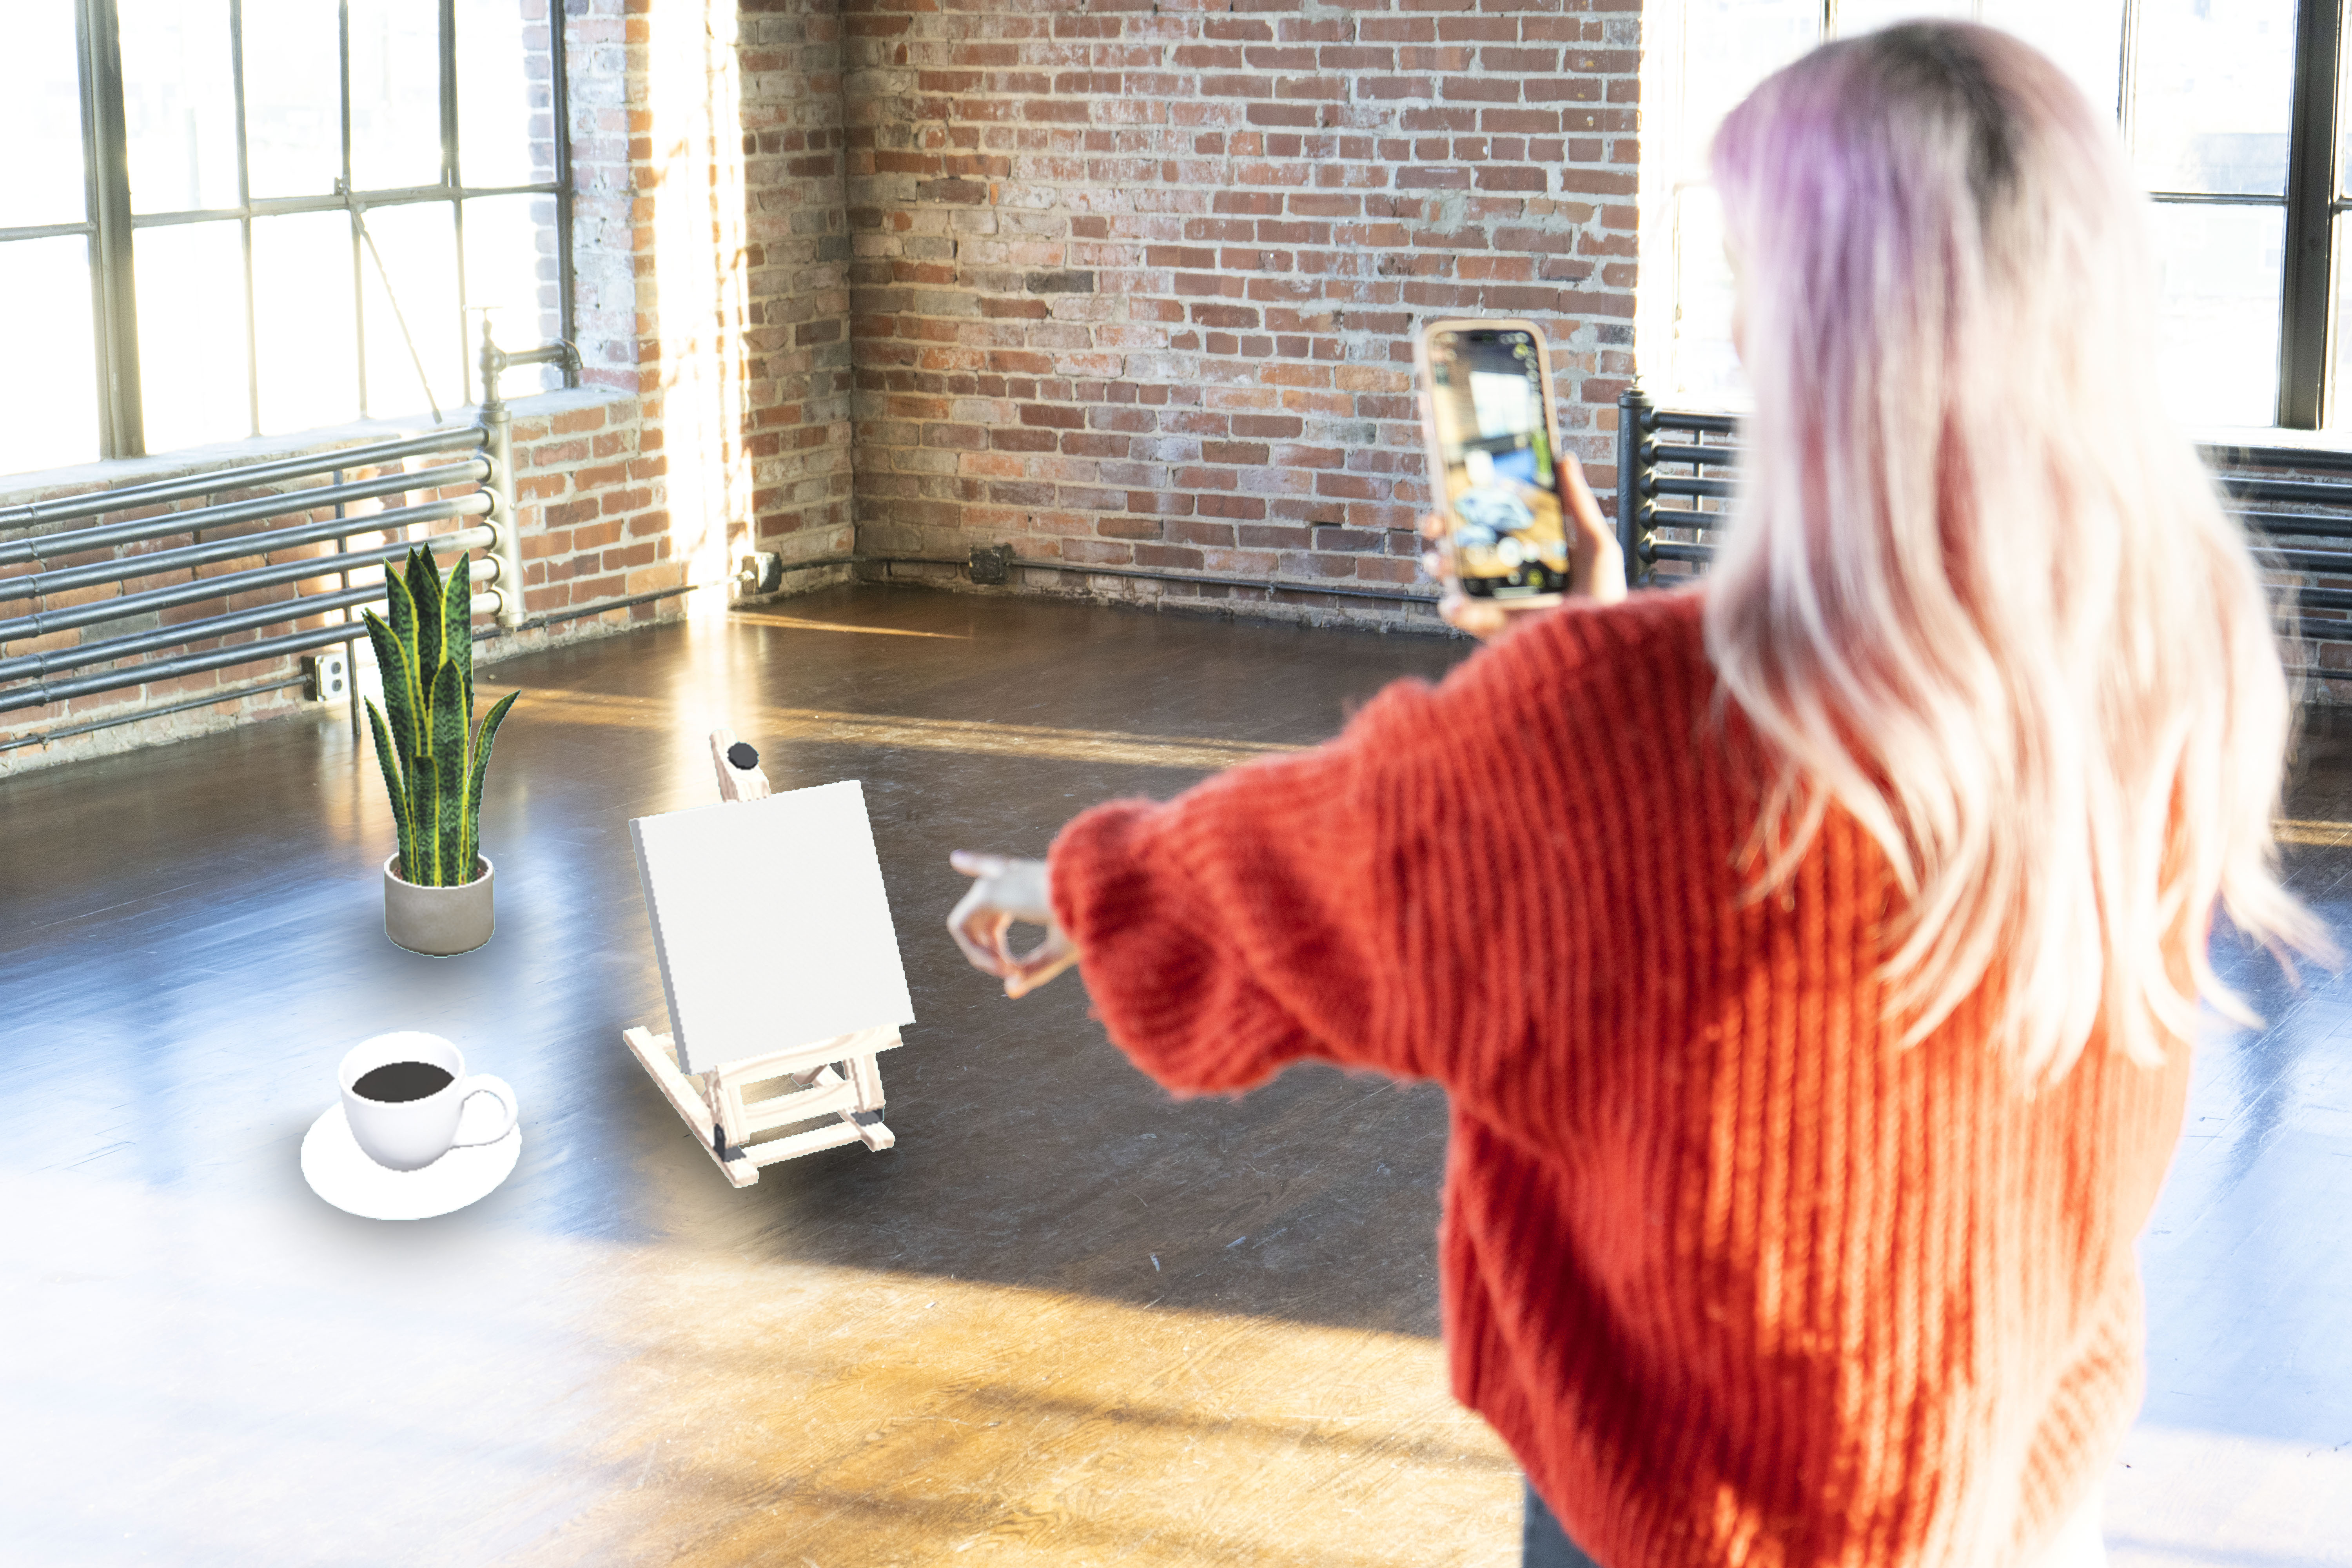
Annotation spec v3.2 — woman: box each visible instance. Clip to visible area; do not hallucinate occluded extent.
[947,23,2323,1568]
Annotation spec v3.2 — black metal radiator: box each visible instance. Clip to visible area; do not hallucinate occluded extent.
[1613,387,2352,676]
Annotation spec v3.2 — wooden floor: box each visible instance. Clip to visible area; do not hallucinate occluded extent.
[1,586,2346,1566]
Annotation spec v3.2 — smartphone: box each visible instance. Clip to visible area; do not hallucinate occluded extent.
[1415,318,1569,605]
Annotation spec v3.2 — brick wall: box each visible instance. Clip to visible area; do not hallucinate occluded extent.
[526,0,855,624]
[841,0,1640,626]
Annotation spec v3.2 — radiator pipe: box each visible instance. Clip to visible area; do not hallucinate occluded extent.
[0,457,488,568]
[0,490,492,604]
[0,425,484,532]
[0,674,314,753]
[477,323,576,632]
[0,524,494,644]
[0,584,501,686]
[1616,385,1655,589]
[0,590,503,716]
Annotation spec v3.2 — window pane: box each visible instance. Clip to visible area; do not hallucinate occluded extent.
[0,239,100,473]
[243,0,344,198]
[2337,16,2352,200]
[119,0,240,214]
[1981,0,2127,120]
[1670,185,1748,408]
[1677,0,1819,183]
[252,211,360,433]
[2326,212,2352,427]
[463,192,563,397]
[2,2,86,230]
[2130,0,2296,197]
[2151,202,2283,428]
[1832,2,1973,36]
[360,201,461,418]
[135,220,252,451]
[348,0,443,192]
[456,0,550,190]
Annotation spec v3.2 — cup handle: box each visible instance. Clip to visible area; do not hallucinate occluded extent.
[448,1076,518,1150]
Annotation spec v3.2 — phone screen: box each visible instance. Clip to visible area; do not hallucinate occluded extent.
[1425,327,1568,599]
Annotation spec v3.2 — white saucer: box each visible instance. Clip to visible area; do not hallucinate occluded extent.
[300,1076,522,1221]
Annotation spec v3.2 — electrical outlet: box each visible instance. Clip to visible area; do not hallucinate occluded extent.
[737,552,784,595]
[968,544,1014,585]
[305,650,350,702]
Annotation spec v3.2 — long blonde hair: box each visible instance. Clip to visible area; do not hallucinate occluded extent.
[1704,22,2328,1082]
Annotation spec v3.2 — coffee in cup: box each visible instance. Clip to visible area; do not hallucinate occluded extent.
[339,1031,516,1171]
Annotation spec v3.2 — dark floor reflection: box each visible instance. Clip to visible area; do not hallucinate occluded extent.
[0,586,1470,1339]
[5,583,2345,1482]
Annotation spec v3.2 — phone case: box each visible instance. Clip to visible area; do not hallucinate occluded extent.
[1414,317,1568,610]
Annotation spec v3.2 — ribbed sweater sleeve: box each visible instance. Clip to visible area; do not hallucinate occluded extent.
[1045,678,1440,1094]
[1047,594,1617,1103]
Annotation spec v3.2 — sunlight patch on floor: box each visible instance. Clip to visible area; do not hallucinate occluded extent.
[494,686,1308,772]
[3,1167,1514,1568]
[508,1245,1518,1568]
[2272,818,2352,847]
[2107,1423,2352,1568]
[728,611,971,641]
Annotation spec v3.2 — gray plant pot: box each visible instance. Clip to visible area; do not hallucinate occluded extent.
[383,853,495,956]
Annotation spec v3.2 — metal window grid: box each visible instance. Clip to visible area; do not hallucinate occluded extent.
[1731,2,2352,433]
[0,0,574,463]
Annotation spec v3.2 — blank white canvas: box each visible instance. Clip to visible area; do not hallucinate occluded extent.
[630,779,915,1074]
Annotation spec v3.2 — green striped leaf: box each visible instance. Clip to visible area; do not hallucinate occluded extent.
[405,548,444,688]
[383,568,426,748]
[359,608,419,761]
[410,746,441,882]
[463,688,519,875]
[430,659,470,883]
[365,546,509,889]
[442,553,473,727]
[363,698,414,877]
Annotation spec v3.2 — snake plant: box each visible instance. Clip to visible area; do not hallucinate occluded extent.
[362,547,519,887]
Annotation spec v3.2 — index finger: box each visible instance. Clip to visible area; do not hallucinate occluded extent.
[1558,452,1605,528]
[950,850,1008,880]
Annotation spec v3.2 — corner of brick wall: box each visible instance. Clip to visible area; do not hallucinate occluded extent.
[466,0,867,659]
[525,0,857,630]
[840,0,1639,626]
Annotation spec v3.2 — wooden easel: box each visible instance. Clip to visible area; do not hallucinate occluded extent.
[621,728,906,1187]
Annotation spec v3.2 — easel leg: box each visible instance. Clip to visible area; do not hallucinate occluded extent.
[840,1053,894,1151]
[621,1027,759,1187]
[848,1053,885,1112]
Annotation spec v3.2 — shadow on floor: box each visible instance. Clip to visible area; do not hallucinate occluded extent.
[5,584,2347,1449]
[0,585,1474,1344]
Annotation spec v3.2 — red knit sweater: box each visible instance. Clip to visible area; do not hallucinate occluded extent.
[1048,587,2190,1568]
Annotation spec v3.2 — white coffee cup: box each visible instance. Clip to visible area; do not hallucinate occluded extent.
[339,1031,517,1172]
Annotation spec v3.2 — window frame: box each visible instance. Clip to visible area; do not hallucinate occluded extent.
[0,0,574,465]
[2123,0,2346,428]
[2263,0,2341,427]
[1659,0,2352,431]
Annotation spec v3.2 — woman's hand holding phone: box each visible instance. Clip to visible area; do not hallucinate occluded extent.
[1423,452,1626,641]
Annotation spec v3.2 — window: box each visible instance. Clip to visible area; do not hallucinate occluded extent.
[1650,0,2349,433]
[0,0,572,478]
